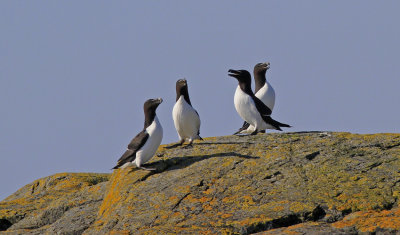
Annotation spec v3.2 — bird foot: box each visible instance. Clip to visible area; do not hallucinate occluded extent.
[250,131,258,135]
[237,134,251,137]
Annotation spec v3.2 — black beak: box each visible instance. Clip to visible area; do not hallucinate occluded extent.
[228,69,241,78]
[256,62,270,70]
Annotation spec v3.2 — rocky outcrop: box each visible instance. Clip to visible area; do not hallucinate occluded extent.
[1,132,400,234]
[0,173,109,234]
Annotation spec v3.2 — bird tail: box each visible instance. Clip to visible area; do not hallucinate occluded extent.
[111,163,121,170]
[197,130,204,140]
[264,116,291,131]
[278,122,291,128]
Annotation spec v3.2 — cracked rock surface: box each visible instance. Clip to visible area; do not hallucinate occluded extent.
[1,132,400,234]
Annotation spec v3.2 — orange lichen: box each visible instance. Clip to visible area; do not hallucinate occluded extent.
[221,213,233,219]
[4,133,400,234]
[110,230,131,235]
[199,197,212,203]
[333,208,400,232]
[209,198,218,206]
[203,188,214,195]
[243,195,255,205]
[0,172,109,227]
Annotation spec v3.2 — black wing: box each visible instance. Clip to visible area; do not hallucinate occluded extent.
[235,95,271,134]
[112,130,149,169]
[259,115,291,131]
[252,95,272,116]
[251,95,291,131]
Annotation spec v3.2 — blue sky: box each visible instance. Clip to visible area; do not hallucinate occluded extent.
[1,1,399,200]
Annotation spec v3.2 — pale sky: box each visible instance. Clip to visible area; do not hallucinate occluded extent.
[1,1,399,200]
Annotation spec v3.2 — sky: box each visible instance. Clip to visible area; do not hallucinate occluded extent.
[1,1,399,200]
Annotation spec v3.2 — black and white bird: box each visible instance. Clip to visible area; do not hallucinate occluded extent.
[235,62,275,134]
[112,98,163,171]
[254,62,275,110]
[170,79,202,148]
[228,69,290,135]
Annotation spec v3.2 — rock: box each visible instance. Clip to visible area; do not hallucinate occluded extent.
[1,132,400,234]
[0,173,109,234]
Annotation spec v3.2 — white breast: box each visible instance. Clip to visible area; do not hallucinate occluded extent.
[234,86,266,131]
[172,96,201,141]
[134,116,163,167]
[238,82,276,134]
[255,82,275,111]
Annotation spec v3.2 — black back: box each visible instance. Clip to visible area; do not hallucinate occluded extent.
[176,79,191,105]
[112,131,149,169]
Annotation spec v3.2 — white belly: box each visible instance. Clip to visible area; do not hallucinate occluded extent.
[134,116,163,167]
[234,86,268,131]
[255,82,275,111]
[172,96,201,141]
[238,83,276,133]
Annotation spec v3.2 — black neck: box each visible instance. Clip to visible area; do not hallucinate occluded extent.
[143,108,156,129]
[176,86,192,105]
[239,81,254,96]
[254,70,266,94]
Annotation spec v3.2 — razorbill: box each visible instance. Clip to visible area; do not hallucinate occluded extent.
[235,62,276,134]
[170,79,202,148]
[228,69,290,135]
[112,98,163,171]
[254,62,275,109]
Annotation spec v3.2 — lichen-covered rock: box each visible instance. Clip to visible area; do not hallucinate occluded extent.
[0,173,110,234]
[1,132,400,234]
[258,206,400,234]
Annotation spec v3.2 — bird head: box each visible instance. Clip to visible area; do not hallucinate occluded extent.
[254,62,270,74]
[144,98,163,112]
[228,69,252,84]
[176,78,188,91]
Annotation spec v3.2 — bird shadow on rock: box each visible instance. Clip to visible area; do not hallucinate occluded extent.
[150,152,259,173]
[193,142,251,146]
[164,143,184,149]
[164,142,248,149]
[125,152,259,182]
